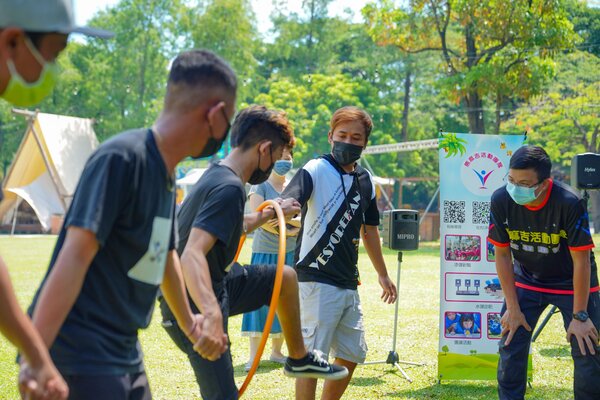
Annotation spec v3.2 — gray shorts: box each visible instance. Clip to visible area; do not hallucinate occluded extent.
[299,281,368,364]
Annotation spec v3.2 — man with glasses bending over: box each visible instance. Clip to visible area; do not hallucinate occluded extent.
[488,145,600,399]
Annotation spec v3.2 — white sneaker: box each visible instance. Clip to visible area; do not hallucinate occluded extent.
[269,354,287,364]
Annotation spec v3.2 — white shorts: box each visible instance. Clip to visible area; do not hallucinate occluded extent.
[298,281,368,364]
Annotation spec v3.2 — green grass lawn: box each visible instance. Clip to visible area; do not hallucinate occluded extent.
[1,234,598,399]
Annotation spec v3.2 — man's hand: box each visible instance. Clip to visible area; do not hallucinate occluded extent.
[275,198,301,219]
[378,274,397,304]
[191,311,228,361]
[182,313,204,344]
[567,319,599,356]
[18,360,68,400]
[500,309,531,345]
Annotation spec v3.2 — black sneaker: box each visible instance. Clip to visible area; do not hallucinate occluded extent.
[284,350,348,380]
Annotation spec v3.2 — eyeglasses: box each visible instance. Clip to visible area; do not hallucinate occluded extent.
[505,174,541,189]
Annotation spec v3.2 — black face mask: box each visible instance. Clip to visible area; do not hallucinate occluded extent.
[193,108,231,159]
[248,146,274,185]
[331,141,363,166]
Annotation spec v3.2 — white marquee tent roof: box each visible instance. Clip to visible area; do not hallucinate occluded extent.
[0,111,98,231]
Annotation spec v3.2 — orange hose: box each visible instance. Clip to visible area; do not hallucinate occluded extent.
[237,200,286,397]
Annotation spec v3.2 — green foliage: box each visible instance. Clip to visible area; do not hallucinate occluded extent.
[0,105,27,178]
[1,0,595,206]
[568,0,600,57]
[504,50,599,167]
[187,0,261,103]
[254,73,362,164]
[364,0,581,134]
[439,132,467,158]
[39,0,185,140]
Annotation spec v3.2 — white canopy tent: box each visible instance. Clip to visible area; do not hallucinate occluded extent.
[0,111,99,232]
[176,168,208,202]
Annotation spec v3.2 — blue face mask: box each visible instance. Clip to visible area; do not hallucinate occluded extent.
[273,159,293,176]
[506,181,540,205]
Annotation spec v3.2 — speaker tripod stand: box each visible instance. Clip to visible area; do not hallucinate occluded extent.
[361,252,425,382]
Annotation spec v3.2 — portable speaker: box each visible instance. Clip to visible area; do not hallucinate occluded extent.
[571,153,600,190]
[381,209,419,251]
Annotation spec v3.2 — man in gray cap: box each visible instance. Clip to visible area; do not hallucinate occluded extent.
[0,1,111,399]
[0,0,112,106]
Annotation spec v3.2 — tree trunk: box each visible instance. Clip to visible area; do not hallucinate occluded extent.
[401,65,413,142]
[463,20,485,134]
[396,63,413,181]
[306,0,316,73]
[465,90,485,134]
[494,94,503,135]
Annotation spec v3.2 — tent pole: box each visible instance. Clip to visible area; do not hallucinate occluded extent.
[11,197,21,236]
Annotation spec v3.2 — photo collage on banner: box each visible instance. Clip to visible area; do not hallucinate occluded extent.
[437,133,527,381]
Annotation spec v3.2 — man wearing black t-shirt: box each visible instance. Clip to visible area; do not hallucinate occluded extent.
[160,105,348,400]
[488,145,600,400]
[281,106,397,400]
[27,50,237,400]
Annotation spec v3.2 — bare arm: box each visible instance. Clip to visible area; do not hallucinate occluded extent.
[361,225,397,304]
[32,227,98,347]
[0,256,68,399]
[160,251,202,341]
[567,249,598,355]
[244,196,300,234]
[495,245,531,345]
[180,227,228,361]
[244,192,275,233]
[0,257,48,369]
[571,249,592,315]
[495,245,518,311]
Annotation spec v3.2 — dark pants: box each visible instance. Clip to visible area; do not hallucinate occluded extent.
[160,263,277,400]
[64,372,151,400]
[497,288,600,400]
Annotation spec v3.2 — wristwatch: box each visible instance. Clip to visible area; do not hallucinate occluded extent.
[573,310,589,322]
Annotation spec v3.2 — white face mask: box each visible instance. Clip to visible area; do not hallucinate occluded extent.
[1,37,58,107]
[506,181,541,205]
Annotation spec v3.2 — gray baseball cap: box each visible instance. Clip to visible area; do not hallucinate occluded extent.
[0,0,113,38]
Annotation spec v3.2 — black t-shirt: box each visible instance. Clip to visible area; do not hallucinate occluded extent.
[29,129,176,375]
[176,162,246,284]
[282,154,379,290]
[488,179,598,292]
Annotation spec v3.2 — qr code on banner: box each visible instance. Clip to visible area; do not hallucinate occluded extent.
[472,201,491,225]
[443,200,466,223]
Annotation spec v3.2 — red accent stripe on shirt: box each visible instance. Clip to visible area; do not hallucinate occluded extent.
[525,179,553,211]
[515,281,600,294]
[569,244,595,251]
[488,237,509,247]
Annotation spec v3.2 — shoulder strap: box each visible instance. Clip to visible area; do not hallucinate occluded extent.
[355,165,373,212]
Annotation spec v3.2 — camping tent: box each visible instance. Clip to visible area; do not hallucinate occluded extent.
[0,111,99,232]
[176,168,208,203]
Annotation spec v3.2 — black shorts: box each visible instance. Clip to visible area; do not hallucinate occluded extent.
[63,372,151,400]
[159,262,279,400]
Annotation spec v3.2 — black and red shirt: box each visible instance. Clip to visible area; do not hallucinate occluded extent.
[488,179,598,293]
